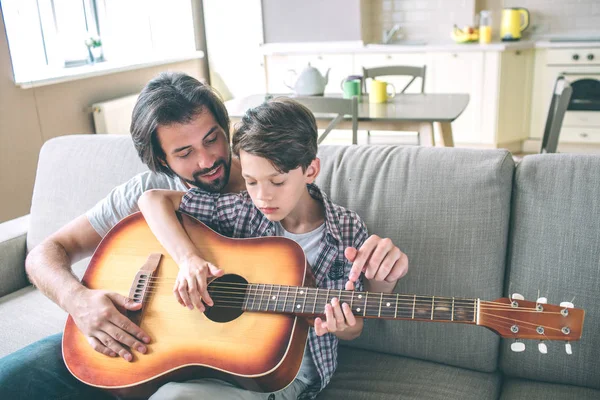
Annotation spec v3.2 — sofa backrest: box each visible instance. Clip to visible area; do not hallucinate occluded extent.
[315,145,514,373]
[501,154,600,390]
[28,135,147,252]
[29,136,514,374]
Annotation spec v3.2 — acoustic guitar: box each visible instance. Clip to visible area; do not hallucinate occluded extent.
[63,212,585,398]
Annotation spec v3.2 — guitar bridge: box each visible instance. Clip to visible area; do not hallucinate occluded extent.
[127,253,162,325]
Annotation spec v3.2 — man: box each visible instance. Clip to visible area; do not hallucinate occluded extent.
[0,72,408,399]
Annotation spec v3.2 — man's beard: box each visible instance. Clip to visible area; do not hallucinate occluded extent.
[173,153,232,193]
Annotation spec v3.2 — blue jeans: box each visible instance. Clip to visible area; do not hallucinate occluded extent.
[0,333,113,400]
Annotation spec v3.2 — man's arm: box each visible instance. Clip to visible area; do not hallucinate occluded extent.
[26,215,151,361]
[26,215,100,307]
[347,235,409,294]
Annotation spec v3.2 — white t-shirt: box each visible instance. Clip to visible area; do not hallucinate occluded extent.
[86,170,186,237]
[274,221,326,386]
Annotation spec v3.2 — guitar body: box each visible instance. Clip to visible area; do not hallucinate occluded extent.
[63,212,310,398]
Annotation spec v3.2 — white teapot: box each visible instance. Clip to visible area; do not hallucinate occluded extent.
[284,63,330,96]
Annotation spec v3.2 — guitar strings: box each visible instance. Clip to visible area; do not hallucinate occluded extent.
[140,288,499,310]
[128,291,569,325]
[133,283,564,312]
[142,293,566,318]
[140,278,564,309]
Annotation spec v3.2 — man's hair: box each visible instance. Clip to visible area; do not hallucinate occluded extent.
[232,98,318,173]
[130,72,230,177]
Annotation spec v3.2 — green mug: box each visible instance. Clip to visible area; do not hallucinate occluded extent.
[341,79,361,100]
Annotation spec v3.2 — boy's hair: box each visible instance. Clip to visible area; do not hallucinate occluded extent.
[232,98,318,173]
[130,72,230,177]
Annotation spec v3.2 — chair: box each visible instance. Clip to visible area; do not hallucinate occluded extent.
[362,65,427,94]
[362,65,432,145]
[540,76,573,154]
[292,96,359,145]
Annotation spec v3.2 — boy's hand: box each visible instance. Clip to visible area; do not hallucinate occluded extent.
[314,281,359,337]
[174,254,224,312]
[346,235,408,285]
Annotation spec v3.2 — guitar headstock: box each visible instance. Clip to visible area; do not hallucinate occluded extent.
[478,294,584,353]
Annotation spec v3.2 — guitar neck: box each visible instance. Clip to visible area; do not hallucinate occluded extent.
[240,284,478,324]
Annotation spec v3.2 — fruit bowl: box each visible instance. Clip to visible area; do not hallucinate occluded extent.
[451,25,479,43]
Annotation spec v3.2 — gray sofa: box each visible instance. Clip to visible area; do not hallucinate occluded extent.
[0,134,598,399]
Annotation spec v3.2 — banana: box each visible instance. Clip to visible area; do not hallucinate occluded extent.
[451,24,479,43]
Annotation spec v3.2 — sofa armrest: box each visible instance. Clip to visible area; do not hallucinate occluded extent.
[0,215,30,297]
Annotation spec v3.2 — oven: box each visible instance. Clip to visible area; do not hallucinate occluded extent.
[545,47,600,145]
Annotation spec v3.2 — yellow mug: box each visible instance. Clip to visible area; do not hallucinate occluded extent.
[369,80,396,104]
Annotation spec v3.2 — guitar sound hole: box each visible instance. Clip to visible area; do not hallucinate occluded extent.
[205,274,248,323]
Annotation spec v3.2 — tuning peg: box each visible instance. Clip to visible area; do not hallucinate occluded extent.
[511,293,524,300]
[560,301,574,308]
[536,297,547,304]
[565,342,572,355]
[511,341,525,352]
[538,341,548,354]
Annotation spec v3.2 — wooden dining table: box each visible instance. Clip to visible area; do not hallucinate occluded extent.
[224,93,470,147]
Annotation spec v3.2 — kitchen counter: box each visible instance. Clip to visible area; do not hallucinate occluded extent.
[260,39,600,55]
[260,40,537,55]
[535,40,600,49]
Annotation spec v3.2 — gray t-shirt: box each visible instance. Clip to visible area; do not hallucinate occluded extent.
[274,221,326,386]
[86,170,186,237]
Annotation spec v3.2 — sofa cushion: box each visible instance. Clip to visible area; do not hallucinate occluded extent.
[500,378,600,400]
[28,135,147,252]
[0,258,88,358]
[0,215,29,297]
[315,145,514,373]
[319,346,501,400]
[501,154,600,390]
[0,286,66,357]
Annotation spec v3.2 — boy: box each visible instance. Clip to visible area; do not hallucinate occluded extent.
[139,98,377,399]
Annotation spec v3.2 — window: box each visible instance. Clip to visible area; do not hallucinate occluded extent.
[2,0,198,87]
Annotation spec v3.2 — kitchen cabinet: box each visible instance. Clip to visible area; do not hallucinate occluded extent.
[428,52,484,144]
[428,50,532,148]
[528,49,551,144]
[265,54,354,94]
[486,50,534,149]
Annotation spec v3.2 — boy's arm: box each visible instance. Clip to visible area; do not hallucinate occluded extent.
[138,189,195,264]
[314,279,364,340]
[138,189,224,311]
[315,214,370,341]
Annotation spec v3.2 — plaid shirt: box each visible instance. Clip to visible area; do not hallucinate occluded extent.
[179,183,368,399]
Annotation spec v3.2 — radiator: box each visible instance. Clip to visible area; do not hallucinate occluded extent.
[91,94,139,134]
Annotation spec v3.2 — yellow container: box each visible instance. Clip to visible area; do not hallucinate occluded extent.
[479,26,492,44]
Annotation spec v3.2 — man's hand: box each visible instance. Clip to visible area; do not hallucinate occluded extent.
[174,254,224,312]
[70,289,151,362]
[346,235,408,291]
[314,280,363,340]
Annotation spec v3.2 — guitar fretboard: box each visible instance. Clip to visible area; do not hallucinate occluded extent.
[238,284,477,323]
